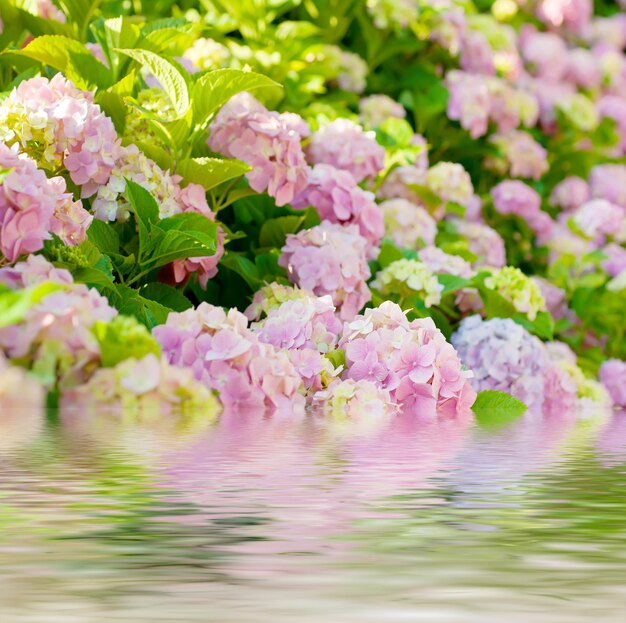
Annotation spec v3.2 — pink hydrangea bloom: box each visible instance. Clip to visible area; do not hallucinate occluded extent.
[0,75,120,196]
[0,254,73,289]
[532,277,568,320]
[305,119,385,183]
[491,180,555,243]
[549,176,590,212]
[171,183,225,289]
[208,92,310,206]
[589,164,626,210]
[542,362,578,416]
[153,303,305,416]
[599,359,626,407]
[0,352,46,417]
[377,161,429,203]
[583,15,626,50]
[519,25,568,81]
[312,378,393,421]
[359,94,406,128]
[446,70,491,138]
[460,29,495,75]
[35,0,66,22]
[449,219,507,268]
[279,222,372,321]
[0,283,117,389]
[381,198,437,249]
[60,354,222,420]
[601,243,626,278]
[490,131,548,180]
[569,199,626,246]
[566,48,602,89]
[244,283,314,321]
[536,0,592,35]
[417,246,475,279]
[250,293,342,354]
[0,143,91,261]
[291,164,383,255]
[339,301,476,418]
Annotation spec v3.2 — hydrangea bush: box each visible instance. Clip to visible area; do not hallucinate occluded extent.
[1,0,625,426]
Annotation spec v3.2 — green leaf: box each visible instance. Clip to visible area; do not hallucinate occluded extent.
[87,219,120,256]
[115,285,172,328]
[472,390,527,428]
[0,282,63,328]
[377,241,405,268]
[139,282,193,312]
[177,157,251,191]
[376,118,413,145]
[514,311,555,341]
[116,48,190,119]
[124,179,160,262]
[56,0,101,39]
[259,215,305,248]
[219,253,261,289]
[438,273,473,295]
[193,68,281,127]
[9,35,110,88]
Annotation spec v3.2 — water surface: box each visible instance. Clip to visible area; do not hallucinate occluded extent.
[1,411,626,622]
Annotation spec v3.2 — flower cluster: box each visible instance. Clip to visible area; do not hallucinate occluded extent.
[0,75,119,196]
[484,266,547,320]
[0,144,92,261]
[339,302,476,418]
[425,162,474,211]
[208,92,310,206]
[312,379,393,421]
[0,352,45,417]
[452,315,548,410]
[0,261,118,389]
[449,219,507,268]
[305,119,385,182]
[599,359,626,408]
[489,131,549,180]
[372,259,443,308]
[381,199,437,249]
[291,164,383,253]
[60,354,222,421]
[153,303,305,415]
[279,222,372,321]
[359,94,406,128]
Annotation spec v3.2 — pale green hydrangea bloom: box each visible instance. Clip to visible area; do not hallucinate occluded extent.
[484,266,546,320]
[372,258,443,308]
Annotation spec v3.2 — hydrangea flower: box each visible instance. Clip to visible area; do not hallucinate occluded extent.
[182,37,230,71]
[601,243,626,278]
[549,176,590,212]
[519,25,569,81]
[244,282,314,321]
[0,282,118,389]
[381,199,437,249]
[291,164,384,255]
[597,96,626,155]
[60,354,222,421]
[0,352,45,417]
[425,162,474,209]
[312,379,393,421]
[452,315,547,410]
[446,70,491,138]
[366,0,418,30]
[491,179,555,242]
[417,246,475,279]
[339,301,476,418]
[0,75,120,196]
[377,162,428,203]
[532,277,568,320]
[449,219,507,268]
[305,119,385,183]
[489,131,549,180]
[599,359,626,407]
[484,266,547,320]
[570,199,626,246]
[0,254,73,289]
[557,93,598,132]
[250,294,342,354]
[371,259,443,308]
[536,0,592,35]
[208,92,310,206]
[460,29,496,75]
[589,164,626,210]
[153,303,305,415]
[0,144,91,261]
[359,94,406,128]
[321,46,369,93]
[279,222,372,321]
